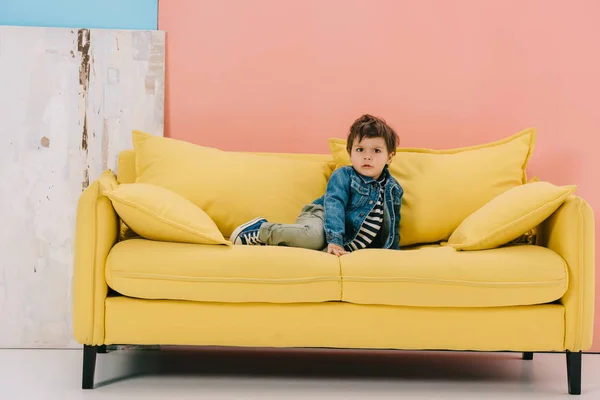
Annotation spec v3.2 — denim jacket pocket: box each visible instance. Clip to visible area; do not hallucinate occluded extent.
[349,179,370,209]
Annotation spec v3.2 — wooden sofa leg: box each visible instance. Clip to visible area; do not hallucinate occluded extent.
[522,352,533,360]
[566,351,582,395]
[82,345,98,389]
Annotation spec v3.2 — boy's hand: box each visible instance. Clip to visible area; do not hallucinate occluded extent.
[327,243,349,257]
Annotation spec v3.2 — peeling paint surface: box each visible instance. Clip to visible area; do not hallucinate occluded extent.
[0,26,165,348]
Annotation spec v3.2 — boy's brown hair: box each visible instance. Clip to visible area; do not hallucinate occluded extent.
[346,114,399,154]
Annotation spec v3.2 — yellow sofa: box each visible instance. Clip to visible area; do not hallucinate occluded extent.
[72,130,595,395]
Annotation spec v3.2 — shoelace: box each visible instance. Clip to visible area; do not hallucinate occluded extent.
[243,230,261,245]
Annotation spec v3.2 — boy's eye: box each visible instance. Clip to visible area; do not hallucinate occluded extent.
[375,149,381,153]
[356,148,363,152]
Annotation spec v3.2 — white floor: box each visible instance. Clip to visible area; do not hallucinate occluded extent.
[1,347,599,399]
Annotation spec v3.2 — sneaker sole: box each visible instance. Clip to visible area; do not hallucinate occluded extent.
[230,217,266,244]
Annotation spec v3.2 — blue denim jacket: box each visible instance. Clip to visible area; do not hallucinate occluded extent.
[313,165,403,250]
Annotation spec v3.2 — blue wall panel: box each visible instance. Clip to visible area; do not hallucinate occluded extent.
[0,0,158,30]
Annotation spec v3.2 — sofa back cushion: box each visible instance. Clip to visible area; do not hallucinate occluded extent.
[131,131,334,238]
[329,128,536,246]
[117,150,137,184]
[117,150,335,183]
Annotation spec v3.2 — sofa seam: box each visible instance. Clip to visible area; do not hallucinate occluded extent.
[109,271,565,287]
[342,276,565,287]
[105,253,112,288]
[575,198,584,350]
[339,256,344,301]
[561,256,569,297]
[109,271,340,284]
[89,191,99,344]
[330,128,533,155]
[522,128,536,183]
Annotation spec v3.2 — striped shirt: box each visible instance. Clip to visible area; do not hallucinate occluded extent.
[344,174,386,252]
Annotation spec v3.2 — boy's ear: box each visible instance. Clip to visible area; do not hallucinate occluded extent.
[387,151,396,164]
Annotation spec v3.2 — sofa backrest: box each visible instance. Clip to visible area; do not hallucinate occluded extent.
[117,150,137,184]
[117,149,335,184]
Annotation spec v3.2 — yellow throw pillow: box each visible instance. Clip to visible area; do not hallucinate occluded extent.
[446,181,577,251]
[132,131,332,238]
[329,128,536,246]
[105,183,230,245]
[97,169,119,193]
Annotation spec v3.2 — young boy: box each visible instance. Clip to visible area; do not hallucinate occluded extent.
[230,114,404,256]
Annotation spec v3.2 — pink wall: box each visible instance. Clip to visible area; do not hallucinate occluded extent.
[160,0,600,349]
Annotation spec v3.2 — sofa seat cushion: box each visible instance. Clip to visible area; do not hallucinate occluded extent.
[106,239,341,303]
[340,245,567,307]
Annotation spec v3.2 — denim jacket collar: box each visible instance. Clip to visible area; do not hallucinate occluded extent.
[312,164,403,250]
[354,165,398,189]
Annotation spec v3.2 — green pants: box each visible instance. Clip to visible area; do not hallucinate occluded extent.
[258,204,326,250]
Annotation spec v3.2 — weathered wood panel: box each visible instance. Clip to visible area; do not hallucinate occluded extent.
[0,26,164,348]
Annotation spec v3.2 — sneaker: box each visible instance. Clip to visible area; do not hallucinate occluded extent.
[230,217,268,245]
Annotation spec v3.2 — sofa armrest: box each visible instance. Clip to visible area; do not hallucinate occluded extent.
[537,195,595,351]
[72,171,119,345]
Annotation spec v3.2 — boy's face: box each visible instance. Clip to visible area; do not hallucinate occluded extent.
[349,137,394,179]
